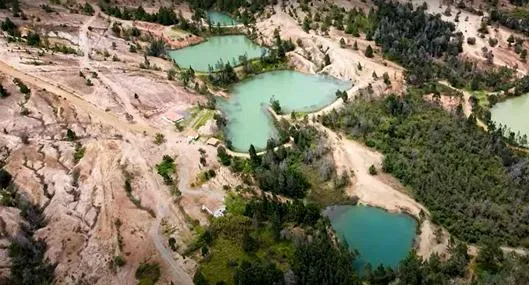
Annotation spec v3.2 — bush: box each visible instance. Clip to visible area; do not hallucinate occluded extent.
[154,133,165,145]
[488,37,498,47]
[217,146,231,166]
[364,45,374,58]
[0,84,8,98]
[0,168,12,189]
[156,155,176,185]
[147,39,166,57]
[369,164,377,175]
[467,37,476,45]
[65,128,77,141]
[135,262,160,285]
[113,255,126,267]
[270,98,282,114]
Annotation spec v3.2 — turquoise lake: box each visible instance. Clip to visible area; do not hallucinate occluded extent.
[219,70,350,152]
[167,35,265,72]
[325,205,417,273]
[491,93,529,142]
[207,11,238,26]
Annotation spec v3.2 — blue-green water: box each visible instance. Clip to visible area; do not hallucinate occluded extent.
[325,205,417,273]
[219,70,350,152]
[207,11,238,26]
[491,93,529,142]
[167,35,266,72]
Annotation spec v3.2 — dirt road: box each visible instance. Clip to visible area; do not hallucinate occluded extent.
[0,58,198,283]
[150,204,194,285]
[0,60,155,136]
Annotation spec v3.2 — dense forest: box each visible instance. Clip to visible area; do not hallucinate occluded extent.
[192,194,358,285]
[186,0,275,15]
[321,92,529,247]
[371,1,462,85]
[98,0,201,33]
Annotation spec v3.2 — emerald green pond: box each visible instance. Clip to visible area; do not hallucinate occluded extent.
[207,11,238,26]
[325,205,417,272]
[491,94,529,142]
[167,35,265,72]
[219,70,350,152]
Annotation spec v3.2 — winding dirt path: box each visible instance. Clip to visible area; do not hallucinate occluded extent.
[149,204,194,285]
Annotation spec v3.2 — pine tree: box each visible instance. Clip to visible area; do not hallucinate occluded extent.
[324,53,331,65]
[365,45,374,58]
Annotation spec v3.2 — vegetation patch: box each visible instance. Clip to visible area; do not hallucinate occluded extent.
[322,93,529,246]
[135,262,161,285]
[191,109,215,130]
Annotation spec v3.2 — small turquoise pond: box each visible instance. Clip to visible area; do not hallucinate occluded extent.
[219,70,350,152]
[491,93,529,143]
[207,11,238,26]
[325,205,417,273]
[167,35,265,72]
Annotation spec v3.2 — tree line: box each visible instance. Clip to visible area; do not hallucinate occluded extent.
[322,92,529,247]
[98,1,201,34]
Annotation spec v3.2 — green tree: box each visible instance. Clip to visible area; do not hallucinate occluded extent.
[26,31,40,46]
[369,164,377,175]
[383,72,391,86]
[476,239,503,272]
[234,261,284,285]
[147,39,166,57]
[217,146,231,166]
[270,98,282,114]
[0,84,9,98]
[340,37,346,47]
[324,53,331,65]
[65,128,77,141]
[248,144,260,166]
[365,45,374,58]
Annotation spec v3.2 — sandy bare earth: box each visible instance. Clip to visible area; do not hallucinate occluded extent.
[315,123,449,258]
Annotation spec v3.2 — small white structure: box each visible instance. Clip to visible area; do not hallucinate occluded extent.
[213,206,226,218]
[202,204,226,218]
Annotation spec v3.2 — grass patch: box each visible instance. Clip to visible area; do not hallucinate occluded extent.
[191,109,215,130]
[255,226,295,271]
[201,237,246,285]
[225,193,246,215]
[470,90,490,108]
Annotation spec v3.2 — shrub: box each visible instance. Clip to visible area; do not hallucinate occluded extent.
[0,84,8,98]
[135,263,160,285]
[156,155,176,185]
[270,98,282,114]
[369,164,377,175]
[365,45,374,58]
[153,133,165,145]
[488,37,498,47]
[113,255,126,267]
[65,128,77,141]
[467,37,476,45]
